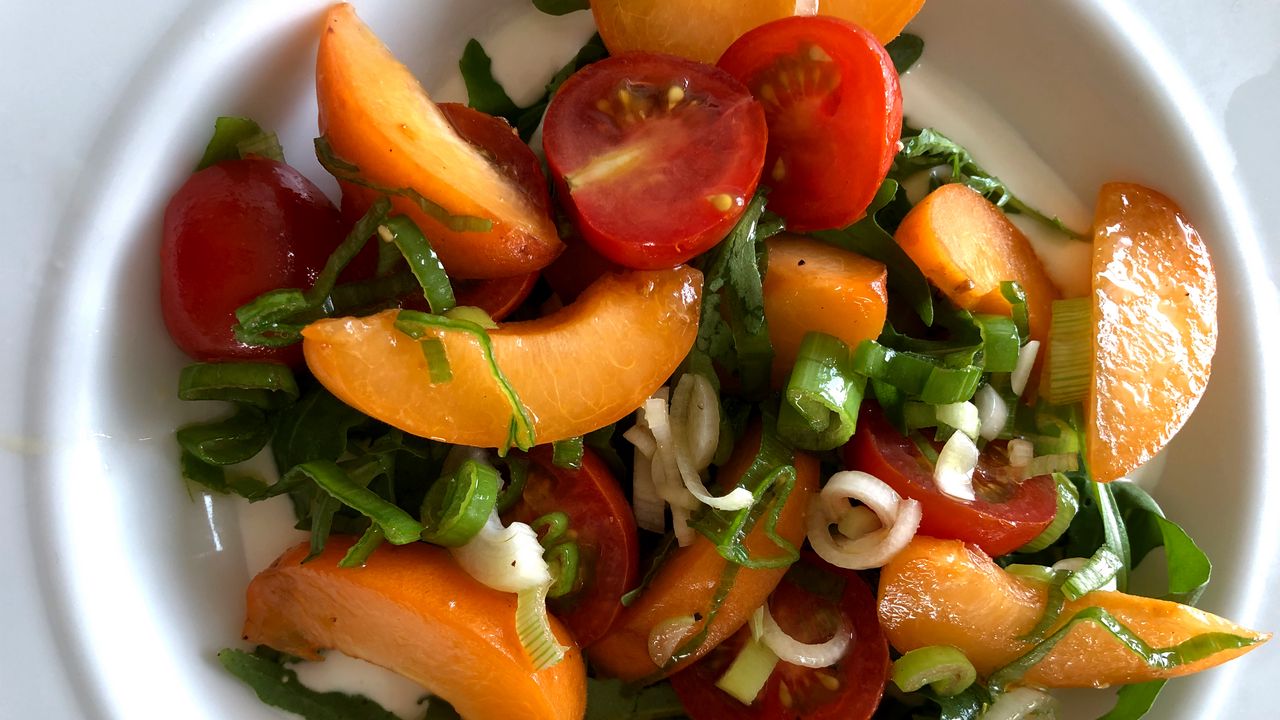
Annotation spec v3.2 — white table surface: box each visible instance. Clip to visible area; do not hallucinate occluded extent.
[2,1,1276,717]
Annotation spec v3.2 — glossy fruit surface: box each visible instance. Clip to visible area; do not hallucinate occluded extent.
[1088,182,1217,482]
[719,16,902,232]
[303,266,701,448]
[243,539,586,720]
[161,158,344,364]
[543,52,767,269]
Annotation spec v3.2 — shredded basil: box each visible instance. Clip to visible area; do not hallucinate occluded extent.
[532,0,590,16]
[176,405,273,467]
[178,362,299,409]
[218,648,405,720]
[197,116,284,170]
[1099,680,1167,720]
[885,33,925,75]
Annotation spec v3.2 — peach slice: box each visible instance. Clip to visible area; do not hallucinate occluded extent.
[317,4,562,279]
[589,421,819,681]
[303,266,702,448]
[763,234,888,385]
[877,536,1267,687]
[1088,183,1217,482]
[243,539,586,720]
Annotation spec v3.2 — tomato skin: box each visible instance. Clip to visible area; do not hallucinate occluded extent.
[843,407,1057,556]
[670,556,889,720]
[718,16,902,232]
[503,446,639,647]
[543,52,767,269]
[161,158,344,364]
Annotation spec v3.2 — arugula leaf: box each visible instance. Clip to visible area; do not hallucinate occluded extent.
[811,180,935,325]
[892,126,1083,238]
[585,679,688,720]
[515,33,609,139]
[1098,680,1167,720]
[533,0,590,15]
[1111,481,1212,605]
[885,33,925,75]
[218,648,405,720]
[458,40,521,123]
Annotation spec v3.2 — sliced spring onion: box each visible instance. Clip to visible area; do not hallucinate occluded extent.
[283,460,423,545]
[980,687,1059,720]
[235,130,285,162]
[314,136,493,233]
[1022,452,1079,479]
[1005,564,1057,583]
[450,512,550,593]
[648,616,697,668]
[987,606,1259,696]
[1007,438,1035,468]
[715,635,779,705]
[418,337,452,384]
[975,313,1021,373]
[376,216,456,314]
[891,645,977,697]
[420,459,501,547]
[338,524,385,568]
[178,362,299,409]
[531,511,570,545]
[934,432,979,501]
[1046,296,1092,406]
[1059,547,1124,599]
[974,385,1009,442]
[1018,472,1080,552]
[516,583,567,670]
[777,332,867,451]
[807,471,922,570]
[851,341,983,405]
[1000,281,1032,341]
[551,436,585,470]
[544,541,580,599]
[1010,340,1041,397]
[197,116,265,170]
[176,405,272,466]
[443,305,497,329]
[494,457,529,515]
[758,603,851,668]
[935,401,980,442]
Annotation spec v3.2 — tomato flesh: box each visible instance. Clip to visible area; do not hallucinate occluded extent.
[843,407,1058,556]
[503,446,639,647]
[671,556,889,720]
[543,52,767,269]
[718,16,902,232]
[161,158,345,364]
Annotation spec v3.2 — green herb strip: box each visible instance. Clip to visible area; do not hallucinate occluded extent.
[218,648,404,720]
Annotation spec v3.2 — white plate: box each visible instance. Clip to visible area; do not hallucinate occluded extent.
[4,1,1279,718]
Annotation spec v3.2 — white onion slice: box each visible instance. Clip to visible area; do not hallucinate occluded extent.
[648,615,696,667]
[936,401,981,441]
[1021,452,1079,479]
[671,504,695,546]
[974,385,1009,441]
[650,395,752,512]
[450,512,550,593]
[1007,438,1035,468]
[1011,340,1041,397]
[631,452,665,533]
[623,424,657,458]
[758,603,851,669]
[836,505,881,540]
[979,687,1059,720]
[934,431,979,501]
[675,373,720,471]
[807,471,922,570]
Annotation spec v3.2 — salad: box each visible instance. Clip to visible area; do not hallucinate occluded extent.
[159,1,1269,719]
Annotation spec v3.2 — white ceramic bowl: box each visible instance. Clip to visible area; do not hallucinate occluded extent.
[18,1,1278,718]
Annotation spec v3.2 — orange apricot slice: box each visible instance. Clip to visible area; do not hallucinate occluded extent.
[1088,182,1217,482]
[243,539,586,720]
[877,536,1267,687]
[763,234,888,385]
[303,266,702,448]
[589,421,819,681]
[590,0,926,65]
[317,4,562,279]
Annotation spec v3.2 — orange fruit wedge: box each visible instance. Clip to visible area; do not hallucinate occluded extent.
[877,536,1267,687]
[589,421,819,681]
[590,0,926,65]
[243,539,586,720]
[317,4,562,279]
[763,234,888,385]
[1087,182,1217,482]
[303,266,702,448]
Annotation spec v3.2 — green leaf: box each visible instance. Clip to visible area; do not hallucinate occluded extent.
[1098,680,1167,720]
[1088,480,1132,592]
[921,683,992,720]
[811,180,935,325]
[458,39,521,123]
[551,436,585,469]
[1111,481,1212,604]
[514,34,609,141]
[376,215,456,314]
[218,648,406,720]
[272,387,371,474]
[885,33,925,75]
[197,116,264,170]
[285,460,425,545]
[533,0,590,15]
[585,679,688,720]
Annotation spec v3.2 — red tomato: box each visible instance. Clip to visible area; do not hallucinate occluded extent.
[340,102,547,320]
[670,556,889,720]
[542,52,767,269]
[542,233,622,304]
[718,16,902,232]
[843,407,1057,556]
[503,446,639,648]
[161,158,344,364]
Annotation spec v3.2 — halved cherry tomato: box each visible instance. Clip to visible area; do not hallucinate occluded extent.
[843,406,1056,556]
[161,158,345,365]
[718,17,902,232]
[502,446,639,648]
[671,556,889,720]
[543,53,767,269]
[340,102,549,320]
